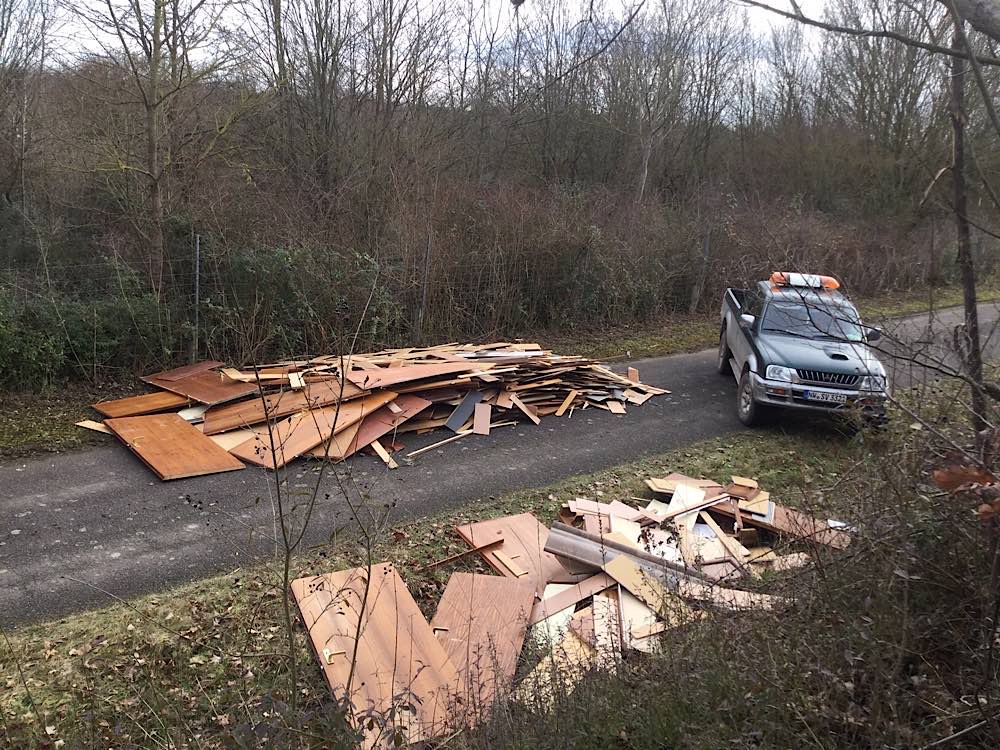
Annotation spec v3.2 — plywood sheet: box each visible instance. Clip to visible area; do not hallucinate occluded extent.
[430,572,535,715]
[202,379,365,434]
[142,369,259,406]
[105,414,245,480]
[291,563,460,748]
[93,390,190,419]
[148,360,224,382]
[455,513,586,594]
[347,362,491,390]
[231,392,396,469]
[307,394,430,460]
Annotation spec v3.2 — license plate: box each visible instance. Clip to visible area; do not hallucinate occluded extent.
[803,390,848,404]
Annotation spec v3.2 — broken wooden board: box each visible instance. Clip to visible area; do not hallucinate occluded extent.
[105,414,245,480]
[509,394,541,425]
[472,402,491,435]
[291,563,460,748]
[528,572,616,625]
[430,572,535,716]
[147,360,225,382]
[202,379,365,434]
[347,361,492,390]
[455,513,587,594]
[307,394,431,460]
[141,369,260,406]
[75,419,112,435]
[230,392,397,469]
[710,500,852,549]
[555,389,579,417]
[92,390,190,419]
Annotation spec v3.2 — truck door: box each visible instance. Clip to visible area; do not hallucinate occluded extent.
[731,288,762,372]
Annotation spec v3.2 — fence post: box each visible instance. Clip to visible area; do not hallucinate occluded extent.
[192,233,200,363]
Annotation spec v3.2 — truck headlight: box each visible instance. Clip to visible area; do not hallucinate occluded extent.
[859,374,886,391]
[765,365,794,382]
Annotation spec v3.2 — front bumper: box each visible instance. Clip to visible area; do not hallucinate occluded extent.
[750,372,887,416]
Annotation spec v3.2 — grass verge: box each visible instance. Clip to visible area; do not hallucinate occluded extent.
[1,429,860,748]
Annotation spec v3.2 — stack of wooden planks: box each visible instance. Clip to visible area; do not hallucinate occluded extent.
[292,473,851,745]
[78,343,668,480]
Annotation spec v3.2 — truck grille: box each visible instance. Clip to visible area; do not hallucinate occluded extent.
[796,370,859,388]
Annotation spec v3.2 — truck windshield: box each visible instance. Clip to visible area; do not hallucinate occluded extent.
[761,302,864,342]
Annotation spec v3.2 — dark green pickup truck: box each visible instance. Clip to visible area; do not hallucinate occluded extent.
[718,272,888,426]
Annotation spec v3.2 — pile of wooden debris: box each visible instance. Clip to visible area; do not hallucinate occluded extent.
[76,343,666,480]
[294,472,851,747]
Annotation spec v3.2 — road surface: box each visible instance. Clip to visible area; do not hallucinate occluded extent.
[1,302,997,627]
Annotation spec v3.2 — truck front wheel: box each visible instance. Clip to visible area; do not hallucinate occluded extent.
[737,370,765,426]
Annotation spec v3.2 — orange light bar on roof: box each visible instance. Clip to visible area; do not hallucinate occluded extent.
[769,272,840,290]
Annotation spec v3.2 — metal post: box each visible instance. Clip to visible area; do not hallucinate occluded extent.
[192,233,200,363]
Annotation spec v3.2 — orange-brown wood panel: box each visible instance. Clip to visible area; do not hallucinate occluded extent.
[201,380,366,434]
[93,390,190,418]
[230,392,396,469]
[291,563,460,748]
[455,513,587,594]
[105,414,245,480]
[430,572,535,718]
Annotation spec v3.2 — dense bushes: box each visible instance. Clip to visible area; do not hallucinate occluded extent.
[0,183,985,390]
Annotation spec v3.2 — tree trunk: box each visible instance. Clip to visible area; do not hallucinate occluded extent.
[950,24,988,432]
[147,2,166,300]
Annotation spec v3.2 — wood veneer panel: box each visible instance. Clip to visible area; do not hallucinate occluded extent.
[93,390,190,418]
[291,562,460,748]
[105,414,245,480]
[202,379,365,435]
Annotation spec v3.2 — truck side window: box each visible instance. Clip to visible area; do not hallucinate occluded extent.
[744,291,763,318]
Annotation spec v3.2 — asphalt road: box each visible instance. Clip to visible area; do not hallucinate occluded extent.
[2,302,998,628]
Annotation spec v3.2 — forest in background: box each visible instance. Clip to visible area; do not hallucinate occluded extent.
[1,0,998,385]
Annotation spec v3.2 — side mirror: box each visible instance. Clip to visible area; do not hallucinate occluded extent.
[866,326,882,342]
[739,313,755,330]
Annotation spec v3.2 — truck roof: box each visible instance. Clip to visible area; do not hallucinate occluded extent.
[756,280,853,309]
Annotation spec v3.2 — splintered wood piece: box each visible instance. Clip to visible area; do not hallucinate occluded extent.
[421,535,504,571]
[627,367,639,383]
[446,391,483,432]
[456,513,585,595]
[606,400,627,415]
[567,606,595,646]
[202,379,365,434]
[472,402,491,435]
[430,572,535,715]
[731,475,758,489]
[618,588,660,653]
[496,390,513,409]
[555,389,579,417]
[291,563,460,748]
[141,369,259,406]
[93,390,190,419]
[509,394,541,424]
[105,414,245,480]
[288,372,305,390]
[230,392,396,469]
[407,430,472,457]
[75,419,111,434]
[370,439,398,469]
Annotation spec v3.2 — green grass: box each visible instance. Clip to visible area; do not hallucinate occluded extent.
[0,430,860,748]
